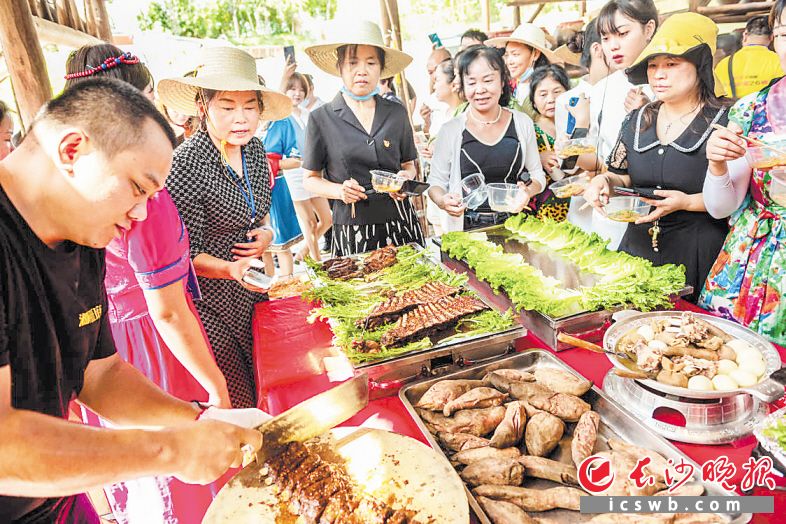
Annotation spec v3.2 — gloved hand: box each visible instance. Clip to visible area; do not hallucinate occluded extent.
[198,406,273,429]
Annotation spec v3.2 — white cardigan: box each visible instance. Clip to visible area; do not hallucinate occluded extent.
[427,108,547,232]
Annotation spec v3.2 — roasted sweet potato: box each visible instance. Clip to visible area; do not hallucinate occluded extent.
[416,405,505,436]
[571,410,600,468]
[460,458,524,487]
[533,368,592,396]
[489,401,527,448]
[524,412,564,457]
[443,387,508,416]
[517,455,578,486]
[476,496,539,524]
[436,432,490,453]
[415,379,485,411]
[473,485,586,512]
[528,392,591,422]
[453,446,521,465]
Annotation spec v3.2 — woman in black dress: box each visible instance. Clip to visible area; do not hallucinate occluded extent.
[583,13,729,301]
[302,21,424,255]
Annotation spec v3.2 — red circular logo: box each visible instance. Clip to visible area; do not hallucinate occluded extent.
[578,455,615,494]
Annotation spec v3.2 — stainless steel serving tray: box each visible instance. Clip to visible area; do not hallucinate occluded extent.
[435,225,692,351]
[400,350,749,524]
[307,245,527,392]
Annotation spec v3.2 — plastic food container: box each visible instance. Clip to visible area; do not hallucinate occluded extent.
[557,137,597,159]
[370,170,406,193]
[753,405,786,473]
[604,196,650,223]
[744,139,786,170]
[486,183,528,213]
[461,173,487,210]
[550,173,590,199]
[769,169,786,207]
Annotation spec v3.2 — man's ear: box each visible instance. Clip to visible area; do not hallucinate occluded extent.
[55,129,91,174]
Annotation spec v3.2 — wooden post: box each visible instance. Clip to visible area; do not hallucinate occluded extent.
[37,0,54,21]
[88,0,111,41]
[67,0,85,33]
[84,0,98,38]
[0,0,52,129]
[513,6,521,26]
[27,0,38,17]
[55,0,74,29]
[482,0,491,32]
[529,4,544,23]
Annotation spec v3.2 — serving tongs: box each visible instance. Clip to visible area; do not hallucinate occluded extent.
[556,332,654,379]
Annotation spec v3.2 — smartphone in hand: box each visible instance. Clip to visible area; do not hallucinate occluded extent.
[613,186,666,200]
[428,33,443,48]
[283,45,296,64]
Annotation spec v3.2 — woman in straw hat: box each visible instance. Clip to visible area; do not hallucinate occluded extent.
[428,45,546,232]
[301,20,424,255]
[159,46,291,408]
[700,0,786,344]
[485,23,560,119]
[583,12,730,303]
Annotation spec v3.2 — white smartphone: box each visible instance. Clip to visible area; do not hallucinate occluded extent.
[242,267,273,289]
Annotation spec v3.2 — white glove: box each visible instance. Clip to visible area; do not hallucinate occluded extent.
[198,406,273,429]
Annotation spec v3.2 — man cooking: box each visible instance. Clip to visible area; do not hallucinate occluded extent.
[0,78,264,523]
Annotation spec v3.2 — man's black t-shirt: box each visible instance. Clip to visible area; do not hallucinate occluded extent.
[0,185,116,522]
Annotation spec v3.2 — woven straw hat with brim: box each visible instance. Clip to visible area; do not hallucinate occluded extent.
[305,20,413,78]
[552,45,581,67]
[625,12,726,97]
[485,23,560,65]
[157,46,291,121]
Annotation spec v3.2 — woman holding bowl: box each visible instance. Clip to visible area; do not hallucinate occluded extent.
[582,13,729,303]
[700,0,786,343]
[302,20,424,255]
[428,45,546,231]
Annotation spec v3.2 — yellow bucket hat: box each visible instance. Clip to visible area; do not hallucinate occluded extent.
[625,12,726,97]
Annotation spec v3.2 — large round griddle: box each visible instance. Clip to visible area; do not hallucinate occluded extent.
[203,426,469,523]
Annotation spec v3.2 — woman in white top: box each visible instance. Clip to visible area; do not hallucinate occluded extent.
[570,0,658,248]
[428,46,546,232]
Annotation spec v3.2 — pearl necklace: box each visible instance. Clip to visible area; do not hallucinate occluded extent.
[468,106,503,126]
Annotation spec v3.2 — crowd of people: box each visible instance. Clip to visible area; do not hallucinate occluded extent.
[2,0,786,522]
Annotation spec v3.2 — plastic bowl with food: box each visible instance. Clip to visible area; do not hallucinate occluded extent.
[486,183,528,213]
[557,137,597,159]
[604,196,650,223]
[370,170,406,193]
[744,139,786,170]
[461,173,487,210]
[769,169,786,207]
[550,173,590,199]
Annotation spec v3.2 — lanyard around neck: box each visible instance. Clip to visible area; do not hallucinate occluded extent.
[224,150,256,224]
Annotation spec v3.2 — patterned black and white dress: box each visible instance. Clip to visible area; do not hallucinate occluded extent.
[303,93,424,256]
[167,131,272,408]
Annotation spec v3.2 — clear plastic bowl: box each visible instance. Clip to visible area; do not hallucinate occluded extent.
[604,196,650,223]
[770,169,786,207]
[486,183,527,213]
[557,137,597,159]
[744,139,786,170]
[461,173,487,210]
[370,169,406,193]
[550,173,590,199]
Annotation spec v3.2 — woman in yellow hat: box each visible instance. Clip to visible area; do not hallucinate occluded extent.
[583,13,730,303]
[158,46,291,408]
[301,20,424,255]
[485,23,560,118]
[700,0,786,344]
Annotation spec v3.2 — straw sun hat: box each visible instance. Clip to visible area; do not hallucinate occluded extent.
[305,20,413,78]
[157,46,291,121]
[485,23,560,65]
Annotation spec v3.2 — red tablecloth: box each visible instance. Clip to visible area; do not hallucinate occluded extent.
[250,296,786,521]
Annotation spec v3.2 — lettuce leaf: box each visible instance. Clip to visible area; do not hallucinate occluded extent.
[441,216,686,316]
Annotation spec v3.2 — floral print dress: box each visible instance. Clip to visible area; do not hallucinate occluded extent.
[699,81,786,345]
[531,123,569,222]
